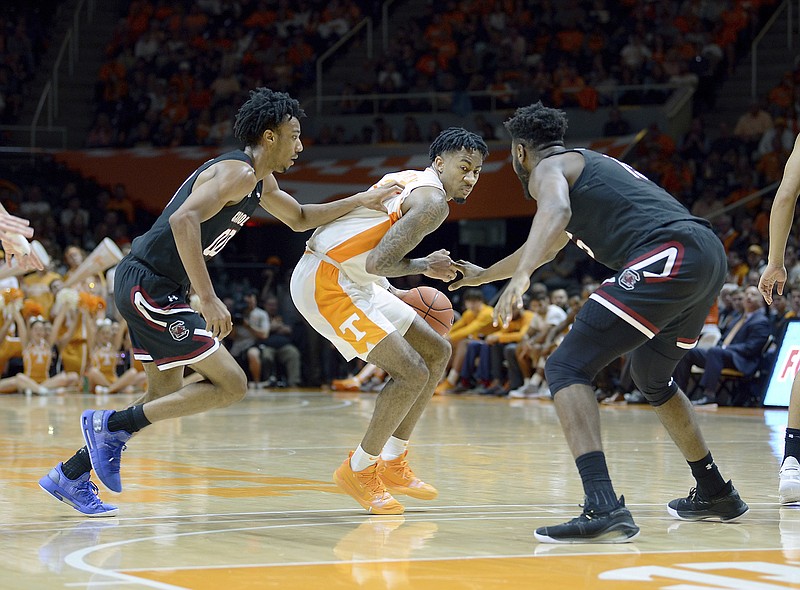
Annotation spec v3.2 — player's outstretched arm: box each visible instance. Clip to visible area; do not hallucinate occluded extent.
[261,177,403,232]
[364,187,451,278]
[760,134,800,304]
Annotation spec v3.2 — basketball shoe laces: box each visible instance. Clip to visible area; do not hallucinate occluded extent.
[360,465,392,501]
[75,480,107,510]
[382,456,416,485]
[103,436,128,476]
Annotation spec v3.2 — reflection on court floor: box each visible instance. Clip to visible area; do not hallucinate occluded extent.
[0,389,796,589]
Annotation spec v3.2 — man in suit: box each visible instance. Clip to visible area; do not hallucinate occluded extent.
[673,285,771,407]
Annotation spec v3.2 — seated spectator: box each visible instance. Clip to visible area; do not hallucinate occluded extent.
[756,116,794,159]
[0,315,80,395]
[260,295,302,387]
[435,289,498,394]
[756,134,791,183]
[672,285,771,407]
[733,101,773,158]
[463,302,534,396]
[769,288,796,338]
[85,318,147,395]
[227,292,270,386]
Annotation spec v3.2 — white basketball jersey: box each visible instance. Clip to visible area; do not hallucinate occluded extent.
[305,168,444,285]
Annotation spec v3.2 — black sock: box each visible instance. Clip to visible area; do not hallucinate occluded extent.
[786,428,800,461]
[61,447,92,480]
[107,404,150,434]
[576,451,618,511]
[688,452,727,498]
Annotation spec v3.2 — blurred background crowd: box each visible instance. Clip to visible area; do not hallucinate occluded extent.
[0,0,797,405]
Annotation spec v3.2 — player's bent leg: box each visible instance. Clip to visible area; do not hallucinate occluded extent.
[139,347,247,423]
[333,333,430,515]
[361,332,430,453]
[630,341,749,522]
[536,311,645,544]
[369,317,444,501]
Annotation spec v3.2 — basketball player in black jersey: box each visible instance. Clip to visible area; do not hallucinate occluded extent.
[38,88,402,516]
[451,102,748,543]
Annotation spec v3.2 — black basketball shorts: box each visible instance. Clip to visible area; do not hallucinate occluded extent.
[114,257,219,371]
[584,221,727,354]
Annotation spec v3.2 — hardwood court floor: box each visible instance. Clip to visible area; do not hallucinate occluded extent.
[1,388,798,590]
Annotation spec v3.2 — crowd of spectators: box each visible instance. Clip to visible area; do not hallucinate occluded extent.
[3,0,800,403]
[86,0,374,148]
[334,0,773,120]
[0,1,63,125]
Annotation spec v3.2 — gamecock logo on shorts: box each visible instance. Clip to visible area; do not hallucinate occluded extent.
[169,320,190,341]
[618,268,641,291]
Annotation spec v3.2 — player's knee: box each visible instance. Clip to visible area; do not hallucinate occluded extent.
[219,368,248,405]
[394,356,429,390]
[629,362,678,406]
[429,336,451,369]
[544,346,592,397]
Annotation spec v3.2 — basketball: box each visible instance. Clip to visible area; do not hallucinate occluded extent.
[399,286,454,336]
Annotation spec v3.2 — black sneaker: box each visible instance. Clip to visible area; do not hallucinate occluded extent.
[534,496,640,544]
[667,482,748,522]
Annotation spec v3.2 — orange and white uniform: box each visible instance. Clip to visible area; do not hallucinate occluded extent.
[59,321,89,375]
[0,335,22,376]
[23,340,53,384]
[290,169,442,361]
[91,343,120,383]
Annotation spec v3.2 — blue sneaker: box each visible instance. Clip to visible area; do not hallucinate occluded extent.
[39,463,118,517]
[81,409,132,493]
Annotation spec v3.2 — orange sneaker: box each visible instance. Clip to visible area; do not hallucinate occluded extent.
[333,454,404,515]
[331,377,361,391]
[378,451,438,500]
[434,381,453,395]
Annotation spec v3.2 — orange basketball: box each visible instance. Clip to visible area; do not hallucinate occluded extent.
[399,286,454,336]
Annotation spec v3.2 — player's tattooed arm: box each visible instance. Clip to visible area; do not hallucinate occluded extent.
[366,188,452,279]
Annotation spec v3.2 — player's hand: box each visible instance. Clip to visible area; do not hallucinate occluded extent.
[1,237,44,272]
[494,273,530,328]
[200,295,232,340]
[356,181,405,212]
[758,262,787,305]
[448,259,486,290]
[422,249,456,281]
[0,213,34,241]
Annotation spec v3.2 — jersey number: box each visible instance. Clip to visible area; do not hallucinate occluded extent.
[203,229,237,258]
[600,153,649,181]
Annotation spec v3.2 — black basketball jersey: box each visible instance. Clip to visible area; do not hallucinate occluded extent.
[129,150,262,286]
[548,148,711,270]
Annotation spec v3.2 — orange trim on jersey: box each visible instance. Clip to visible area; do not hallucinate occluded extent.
[314,259,388,356]
[326,219,392,264]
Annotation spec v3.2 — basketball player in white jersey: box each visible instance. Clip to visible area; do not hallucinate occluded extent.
[291,128,488,514]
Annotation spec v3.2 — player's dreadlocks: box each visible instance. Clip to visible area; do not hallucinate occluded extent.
[504,101,568,150]
[233,88,305,147]
[428,127,489,162]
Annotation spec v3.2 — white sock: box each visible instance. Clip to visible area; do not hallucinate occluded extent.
[446,369,459,385]
[350,445,379,472]
[530,373,542,387]
[381,436,408,461]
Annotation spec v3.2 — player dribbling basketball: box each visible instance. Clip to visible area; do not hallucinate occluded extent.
[290,128,488,514]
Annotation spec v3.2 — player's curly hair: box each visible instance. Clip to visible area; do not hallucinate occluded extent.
[503,101,568,149]
[233,88,305,147]
[428,127,488,162]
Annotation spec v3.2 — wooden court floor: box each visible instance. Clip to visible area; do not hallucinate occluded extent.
[1,388,798,590]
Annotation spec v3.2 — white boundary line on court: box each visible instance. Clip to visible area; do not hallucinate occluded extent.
[62,505,787,589]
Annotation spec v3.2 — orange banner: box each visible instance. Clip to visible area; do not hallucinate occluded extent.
[53,135,640,223]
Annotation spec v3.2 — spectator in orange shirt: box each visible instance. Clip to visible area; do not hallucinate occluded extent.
[435,289,499,394]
